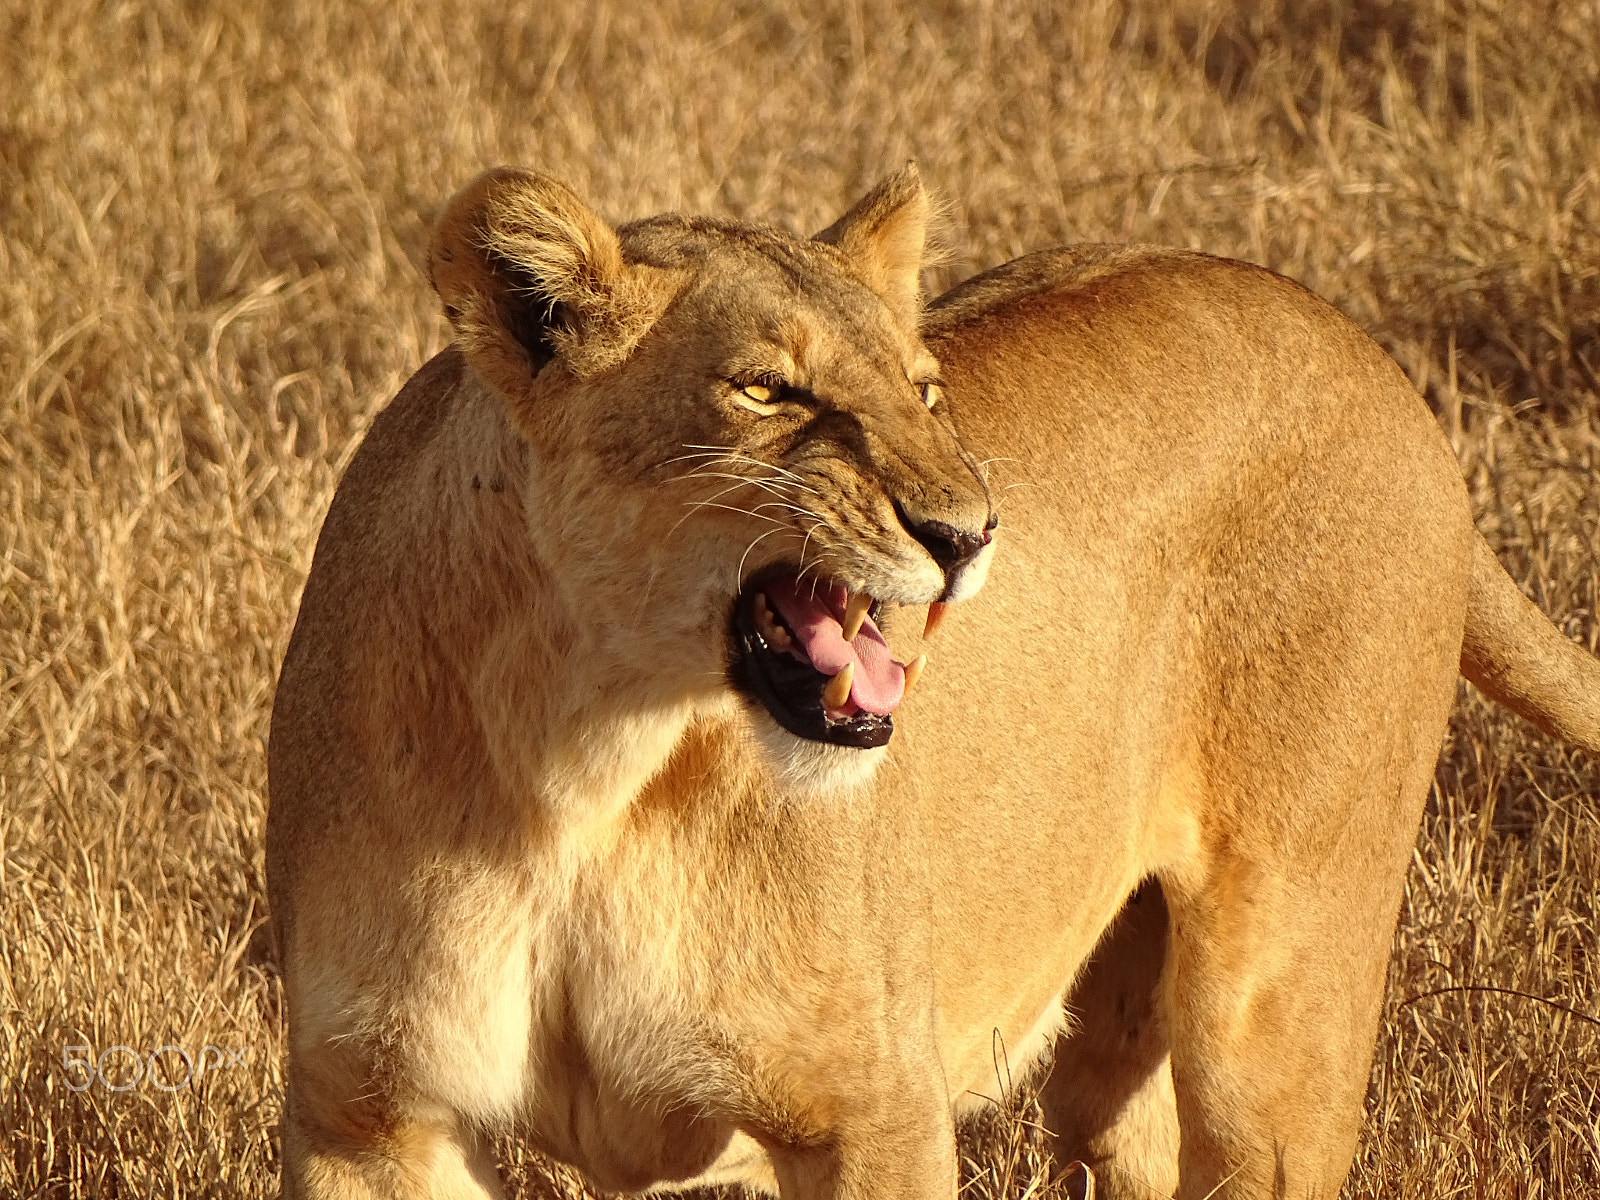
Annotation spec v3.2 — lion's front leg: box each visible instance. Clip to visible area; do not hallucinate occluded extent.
[763,1067,958,1200]
[273,867,532,1200]
[280,1070,503,1200]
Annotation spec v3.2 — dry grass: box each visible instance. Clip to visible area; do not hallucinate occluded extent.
[2,1,1597,1196]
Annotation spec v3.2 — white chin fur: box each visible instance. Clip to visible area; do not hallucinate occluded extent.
[752,716,888,798]
[943,537,994,603]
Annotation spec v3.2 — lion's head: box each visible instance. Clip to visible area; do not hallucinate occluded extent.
[428,165,994,787]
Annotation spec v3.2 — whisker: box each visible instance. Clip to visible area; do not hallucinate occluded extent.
[682,501,790,526]
[796,512,829,571]
[696,480,770,508]
[631,560,665,626]
[748,501,817,520]
[735,526,794,589]
[676,470,799,501]
[796,550,844,597]
[661,457,822,504]
[660,485,759,541]
[677,444,819,491]
[665,494,777,543]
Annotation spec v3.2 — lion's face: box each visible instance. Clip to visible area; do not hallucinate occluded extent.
[429,167,993,778]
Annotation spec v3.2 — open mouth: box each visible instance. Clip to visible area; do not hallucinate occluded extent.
[731,571,924,749]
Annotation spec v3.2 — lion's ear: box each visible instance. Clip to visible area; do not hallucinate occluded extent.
[428,168,671,391]
[813,162,929,325]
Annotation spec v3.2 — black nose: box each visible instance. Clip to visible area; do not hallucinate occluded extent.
[896,504,994,571]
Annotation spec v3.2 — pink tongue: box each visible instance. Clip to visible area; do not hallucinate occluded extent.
[763,577,906,715]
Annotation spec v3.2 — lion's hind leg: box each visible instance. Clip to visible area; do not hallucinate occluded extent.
[1041,880,1180,1200]
[1156,705,1450,1200]
[1158,850,1405,1200]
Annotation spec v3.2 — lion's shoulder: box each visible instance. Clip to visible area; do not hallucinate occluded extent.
[923,245,1181,335]
[919,245,1387,443]
[923,244,1329,343]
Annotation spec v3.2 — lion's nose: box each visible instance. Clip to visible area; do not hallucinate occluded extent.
[896,505,996,571]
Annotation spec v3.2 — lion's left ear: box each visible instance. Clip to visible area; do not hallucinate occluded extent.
[814,162,930,326]
[428,168,675,397]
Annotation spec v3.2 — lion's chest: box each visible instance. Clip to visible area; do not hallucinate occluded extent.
[487,858,735,1188]
[492,812,925,1187]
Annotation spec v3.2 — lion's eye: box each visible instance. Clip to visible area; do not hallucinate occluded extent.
[732,379,784,416]
[918,380,942,410]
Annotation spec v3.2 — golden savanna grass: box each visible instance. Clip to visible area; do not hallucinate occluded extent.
[2,1,1598,1195]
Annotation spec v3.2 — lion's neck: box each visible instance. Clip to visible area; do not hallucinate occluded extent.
[469,612,701,822]
[413,383,732,826]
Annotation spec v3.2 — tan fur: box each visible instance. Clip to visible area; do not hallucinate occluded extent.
[267,169,1600,1200]
[813,162,930,326]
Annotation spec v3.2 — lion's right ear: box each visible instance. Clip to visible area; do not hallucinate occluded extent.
[428,169,672,394]
[813,163,930,327]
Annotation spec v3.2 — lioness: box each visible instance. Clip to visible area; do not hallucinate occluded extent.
[266,164,1600,1200]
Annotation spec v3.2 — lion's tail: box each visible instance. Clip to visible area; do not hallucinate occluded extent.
[1460,533,1600,753]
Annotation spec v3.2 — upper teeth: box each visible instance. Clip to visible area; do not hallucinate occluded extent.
[753,592,792,648]
[841,591,873,642]
[751,586,921,715]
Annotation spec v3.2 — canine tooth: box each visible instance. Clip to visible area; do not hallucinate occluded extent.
[822,662,854,710]
[841,592,873,642]
[902,654,926,695]
[923,601,948,639]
